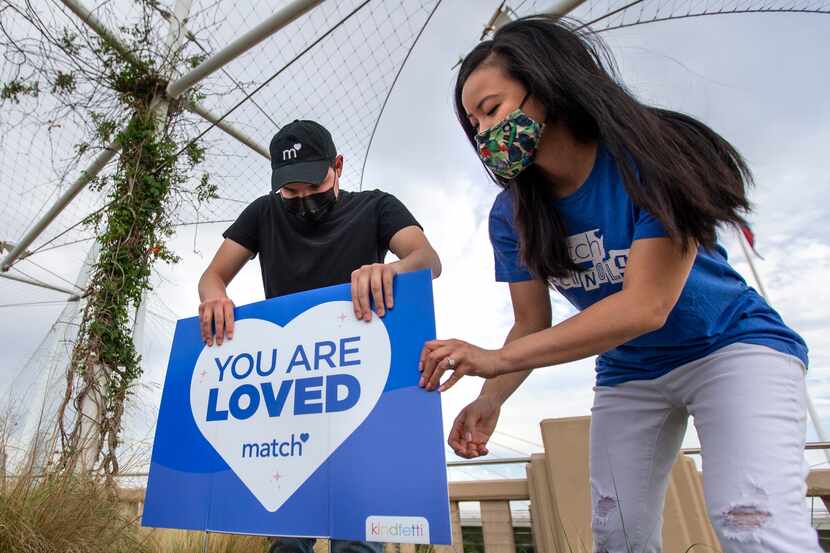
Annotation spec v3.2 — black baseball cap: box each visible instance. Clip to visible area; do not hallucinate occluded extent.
[270,120,337,192]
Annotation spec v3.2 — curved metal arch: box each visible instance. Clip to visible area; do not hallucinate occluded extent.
[585,3,830,34]
[359,0,444,191]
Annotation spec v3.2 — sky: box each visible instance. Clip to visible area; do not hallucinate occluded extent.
[1,0,829,480]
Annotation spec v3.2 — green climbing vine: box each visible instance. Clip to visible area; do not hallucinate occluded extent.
[1,0,218,478]
[61,104,207,477]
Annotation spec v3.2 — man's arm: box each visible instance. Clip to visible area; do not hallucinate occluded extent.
[388,225,441,278]
[351,225,441,321]
[198,239,254,346]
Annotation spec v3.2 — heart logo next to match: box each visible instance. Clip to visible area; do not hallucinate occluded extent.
[189,301,391,512]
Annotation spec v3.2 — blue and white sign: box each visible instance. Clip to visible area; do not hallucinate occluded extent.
[142,270,451,544]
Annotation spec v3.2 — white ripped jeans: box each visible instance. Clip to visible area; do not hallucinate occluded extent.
[590,343,822,552]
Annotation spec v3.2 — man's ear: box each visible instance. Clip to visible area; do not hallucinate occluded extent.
[334,154,344,178]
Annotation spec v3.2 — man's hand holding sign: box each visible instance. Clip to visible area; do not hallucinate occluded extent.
[198,229,435,347]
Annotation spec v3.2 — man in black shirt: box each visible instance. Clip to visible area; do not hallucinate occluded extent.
[197,120,441,553]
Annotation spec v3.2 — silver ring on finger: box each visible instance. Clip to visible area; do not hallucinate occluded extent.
[448,357,456,370]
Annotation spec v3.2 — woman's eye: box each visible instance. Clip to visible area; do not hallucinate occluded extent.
[486,106,499,116]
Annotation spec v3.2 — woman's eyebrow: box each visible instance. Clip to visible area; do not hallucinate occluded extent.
[476,94,498,112]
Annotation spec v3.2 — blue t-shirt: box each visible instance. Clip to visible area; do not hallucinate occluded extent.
[489,144,808,386]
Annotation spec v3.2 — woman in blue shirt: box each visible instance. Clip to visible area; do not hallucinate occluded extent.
[418,15,818,553]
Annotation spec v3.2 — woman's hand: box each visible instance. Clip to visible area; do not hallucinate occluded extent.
[448,395,502,458]
[419,339,505,392]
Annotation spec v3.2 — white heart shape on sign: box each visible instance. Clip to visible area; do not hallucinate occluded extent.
[293,143,302,150]
[190,301,391,512]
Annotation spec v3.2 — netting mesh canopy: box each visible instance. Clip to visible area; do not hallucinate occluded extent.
[175,0,442,223]
[510,0,830,30]
[2,0,829,474]
[0,0,441,273]
[0,0,441,469]
[3,0,828,274]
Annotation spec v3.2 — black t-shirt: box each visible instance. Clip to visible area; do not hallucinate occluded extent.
[223,189,421,298]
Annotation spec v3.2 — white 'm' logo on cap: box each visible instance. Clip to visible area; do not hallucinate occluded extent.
[282,142,301,161]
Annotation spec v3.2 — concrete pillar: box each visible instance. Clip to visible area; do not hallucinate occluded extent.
[435,500,464,553]
[480,500,515,553]
[539,417,592,550]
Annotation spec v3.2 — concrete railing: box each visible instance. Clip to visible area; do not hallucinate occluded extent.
[118,416,830,553]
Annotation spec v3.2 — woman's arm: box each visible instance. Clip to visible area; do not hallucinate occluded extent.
[497,236,695,372]
[446,279,551,458]
[477,279,552,402]
[420,236,696,390]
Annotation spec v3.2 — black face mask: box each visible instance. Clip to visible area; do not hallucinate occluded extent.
[282,188,337,224]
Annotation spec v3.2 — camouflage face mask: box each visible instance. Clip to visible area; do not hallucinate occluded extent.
[474,93,545,180]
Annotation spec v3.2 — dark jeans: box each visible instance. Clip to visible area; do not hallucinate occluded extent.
[270,537,384,553]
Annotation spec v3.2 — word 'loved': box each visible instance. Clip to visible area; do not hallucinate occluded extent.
[206,337,364,422]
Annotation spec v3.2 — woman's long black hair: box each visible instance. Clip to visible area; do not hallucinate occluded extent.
[454,15,752,283]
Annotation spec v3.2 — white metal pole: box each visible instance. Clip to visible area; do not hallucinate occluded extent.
[482,0,588,40]
[736,227,830,464]
[0,0,154,278]
[61,0,196,473]
[0,143,120,272]
[805,394,830,464]
[187,102,271,160]
[166,0,324,99]
[63,0,273,165]
[548,0,589,16]
[0,272,82,299]
[162,0,194,71]
[132,296,148,372]
[0,240,31,258]
[736,231,769,299]
[128,0,189,399]
[58,0,144,68]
